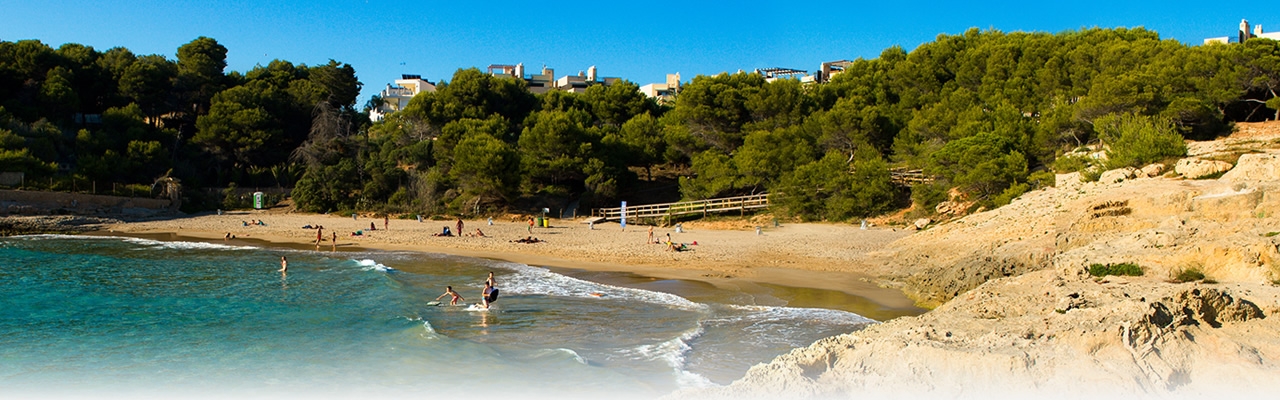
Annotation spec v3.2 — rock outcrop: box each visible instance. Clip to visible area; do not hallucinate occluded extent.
[672,123,1280,399]
[1174,158,1233,179]
[672,272,1279,399]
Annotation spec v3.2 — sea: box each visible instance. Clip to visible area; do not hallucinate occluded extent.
[0,235,877,399]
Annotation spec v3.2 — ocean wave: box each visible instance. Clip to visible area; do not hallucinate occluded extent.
[625,325,715,389]
[355,259,395,272]
[725,304,876,326]
[526,348,589,365]
[120,237,259,251]
[6,234,259,251]
[492,262,708,312]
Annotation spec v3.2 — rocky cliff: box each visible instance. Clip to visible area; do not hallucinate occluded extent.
[671,123,1280,399]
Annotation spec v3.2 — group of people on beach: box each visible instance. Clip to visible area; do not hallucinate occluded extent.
[436,272,500,309]
[647,226,693,251]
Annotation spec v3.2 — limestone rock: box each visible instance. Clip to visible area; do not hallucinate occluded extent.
[1098,167,1137,184]
[1056,172,1084,191]
[1139,163,1166,178]
[914,218,931,230]
[1220,152,1280,184]
[1175,158,1233,179]
[934,201,970,216]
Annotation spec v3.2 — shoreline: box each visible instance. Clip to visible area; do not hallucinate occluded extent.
[91,211,926,321]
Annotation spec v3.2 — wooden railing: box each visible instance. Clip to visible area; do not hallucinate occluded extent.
[591,193,770,221]
[890,168,934,186]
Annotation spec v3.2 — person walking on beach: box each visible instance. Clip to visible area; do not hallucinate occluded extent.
[527,217,534,234]
[279,256,288,272]
[436,286,465,306]
[456,217,464,238]
[384,215,389,231]
[647,226,654,244]
[331,231,337,252]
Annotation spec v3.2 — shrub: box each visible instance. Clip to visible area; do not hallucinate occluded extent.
[1088,262,1143,277]
[1172,267,1206,283]
[1097,113,1187,169]
[1052,154,1096,173]
[1080,167,1103,182]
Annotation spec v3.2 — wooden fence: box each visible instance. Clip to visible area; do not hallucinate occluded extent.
[591,193,770,221]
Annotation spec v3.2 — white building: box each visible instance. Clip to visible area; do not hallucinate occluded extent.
[1204,19,1280,45]
[487,63,619,94]
[639,73,681,104]
[369,74,436,122]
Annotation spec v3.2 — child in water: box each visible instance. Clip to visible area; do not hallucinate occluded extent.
[435,286,465,306]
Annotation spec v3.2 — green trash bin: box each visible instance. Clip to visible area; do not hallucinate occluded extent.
[253,192,264,209]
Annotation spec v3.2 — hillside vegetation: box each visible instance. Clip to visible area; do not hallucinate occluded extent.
[2,29,1279,220]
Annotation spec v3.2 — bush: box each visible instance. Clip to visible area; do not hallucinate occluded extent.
[1097,113,1187,169]
[1088,262,1144,277]
[1052,154,1096,173]
[1172,267,1206,283]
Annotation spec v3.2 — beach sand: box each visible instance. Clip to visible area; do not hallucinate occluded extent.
[100,210,926,320]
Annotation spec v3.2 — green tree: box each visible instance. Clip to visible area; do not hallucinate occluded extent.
[119,54,177,123]
[176,37,228,115]
[1097,113,1187,168]
[451,132,519,202]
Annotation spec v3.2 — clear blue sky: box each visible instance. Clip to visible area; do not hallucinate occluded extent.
[1,1,1276,104]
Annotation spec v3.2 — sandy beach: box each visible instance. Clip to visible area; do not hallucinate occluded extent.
[99,210,926,321]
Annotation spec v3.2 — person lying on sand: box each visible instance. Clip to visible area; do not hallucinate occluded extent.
[510,236,543,244]
[435,286,465,306]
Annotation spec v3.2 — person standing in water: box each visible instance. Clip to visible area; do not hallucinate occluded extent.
[486,271,497,287]
[279,256,288,272]
[435,286,465,306]
[480,281,499,309]
[331,231,337,252]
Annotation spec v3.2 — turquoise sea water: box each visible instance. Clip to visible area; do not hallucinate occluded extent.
[0,235,874,399]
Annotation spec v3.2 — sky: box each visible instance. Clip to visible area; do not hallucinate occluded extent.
[1,1,1277,104]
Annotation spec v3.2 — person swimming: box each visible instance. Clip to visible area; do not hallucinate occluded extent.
[435,286,465,306]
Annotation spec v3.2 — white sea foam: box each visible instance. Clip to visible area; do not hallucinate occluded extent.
[528,348,588,365]
[626,325,716,388]
[726,304,876,325]
[121,237,258,251]
[355,259,395,272]
[493,262,708,312]
[14,234,259,251]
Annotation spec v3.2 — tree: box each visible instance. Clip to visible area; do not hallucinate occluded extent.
[308,60,361,109]
[119,55,177,123]
[928,131,1029,203]
[582,81,652,127]
[517,110,592,191]
[451,133,519,202]
[176,37,228,114]
[618,112,665,180]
